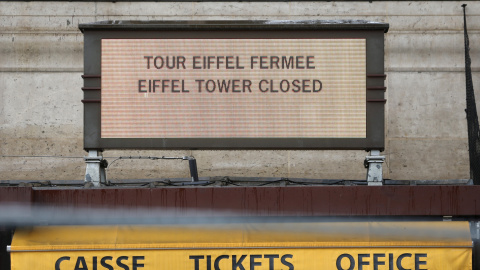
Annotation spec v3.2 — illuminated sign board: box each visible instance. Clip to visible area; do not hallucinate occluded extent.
[102,39,366,139]
[80,20,388,150]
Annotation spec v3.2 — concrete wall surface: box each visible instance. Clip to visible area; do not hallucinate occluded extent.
[1,1,479,181]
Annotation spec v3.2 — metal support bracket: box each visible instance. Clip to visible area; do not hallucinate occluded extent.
[365,150,385,186]
[186,156,200,182]
[84,150,107,187]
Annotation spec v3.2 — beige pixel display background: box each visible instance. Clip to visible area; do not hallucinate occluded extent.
[101,39,366,138]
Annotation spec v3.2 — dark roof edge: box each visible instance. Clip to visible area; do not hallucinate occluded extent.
[79,20,389,33]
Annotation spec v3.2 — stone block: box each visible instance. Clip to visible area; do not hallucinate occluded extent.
[286,150,367,180]
[387,138,469,180]
[386,71,470,139]
[192,150,289,178]
[0,33,83,71]
[0,72,83,127]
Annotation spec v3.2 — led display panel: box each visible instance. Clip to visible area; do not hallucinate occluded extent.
[101,39,366,139]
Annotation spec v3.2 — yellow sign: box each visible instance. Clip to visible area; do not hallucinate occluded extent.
[10,222,472,270]
[12,247,472,270]
[101,39,366,139]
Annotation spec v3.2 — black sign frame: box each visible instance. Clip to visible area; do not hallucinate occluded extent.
[79,20,389,151]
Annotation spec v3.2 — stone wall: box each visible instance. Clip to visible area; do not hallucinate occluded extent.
[1,1,479,181]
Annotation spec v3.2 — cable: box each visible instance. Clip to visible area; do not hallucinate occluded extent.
[107,156,189,169]
[0,155,84,159]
